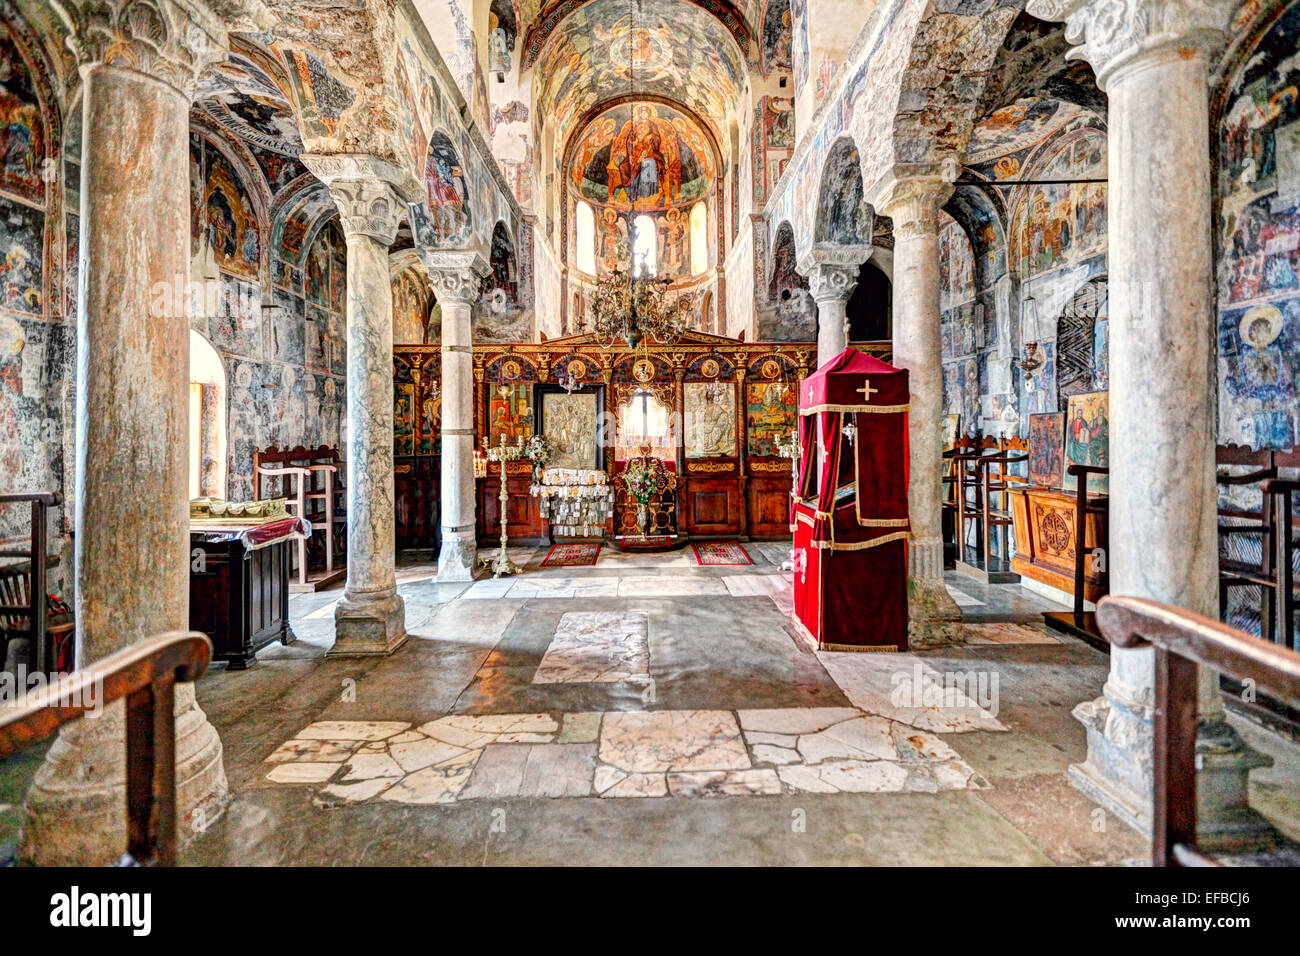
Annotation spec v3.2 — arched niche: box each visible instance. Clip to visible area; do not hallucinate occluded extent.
[814,136,871,247]
[846,260,891,342]
[189,330,228,499]
[1055,274,1109,407]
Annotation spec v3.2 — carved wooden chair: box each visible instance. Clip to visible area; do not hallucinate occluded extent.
[1215,443,1281,641]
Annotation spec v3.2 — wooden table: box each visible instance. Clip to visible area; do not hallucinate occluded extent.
[189,516,305,669]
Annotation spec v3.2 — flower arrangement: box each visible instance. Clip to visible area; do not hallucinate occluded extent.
[620,456,674,506]
[524,434,553,478]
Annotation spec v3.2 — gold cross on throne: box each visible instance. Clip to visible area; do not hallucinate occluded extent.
[856,379,878,402]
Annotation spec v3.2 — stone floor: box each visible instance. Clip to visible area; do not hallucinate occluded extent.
[4,540,1295,865]
[152,540,1164,865]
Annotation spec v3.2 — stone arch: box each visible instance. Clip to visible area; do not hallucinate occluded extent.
[946,182,1009,290]
[813,135,871,249]
[889,1,1023,169]
[413,129,473,249]
[767,220,806,301]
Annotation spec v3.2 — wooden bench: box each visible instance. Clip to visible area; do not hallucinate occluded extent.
[0,631,212,866]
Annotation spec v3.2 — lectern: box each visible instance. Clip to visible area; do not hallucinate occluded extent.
[790,348,910,651]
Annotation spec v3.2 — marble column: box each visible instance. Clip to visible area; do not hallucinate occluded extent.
[878,173,962,647]
[423,253,489,581]
[800,251,868,369]
[1028,0,1272,847]
[302,156,419,656]
[21,0,230,865]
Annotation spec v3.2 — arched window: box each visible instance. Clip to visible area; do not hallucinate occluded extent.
[690,202,708,275]
[632,214,656,277]
[576,201,596,274]
[189,330,227,500]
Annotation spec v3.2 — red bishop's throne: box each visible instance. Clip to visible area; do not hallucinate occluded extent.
[790,347,910,651]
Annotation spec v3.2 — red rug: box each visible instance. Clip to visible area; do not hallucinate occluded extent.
[541,542,601,567]
[619,535,673,550]
[691,541,753,566]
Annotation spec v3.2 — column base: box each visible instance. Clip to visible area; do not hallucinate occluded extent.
[1071,685,1277,850]
[437,530,477,582]
[330,591,407,657]
[907,578,963,648]
[21,685,227,865]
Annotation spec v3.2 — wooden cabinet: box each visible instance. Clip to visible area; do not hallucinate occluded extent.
[189,536,293,670]
[682,461,742,536]
[1010,487,1108,602]
[746,461,793,538]
[395,455,440,550]
[478,470,546,542]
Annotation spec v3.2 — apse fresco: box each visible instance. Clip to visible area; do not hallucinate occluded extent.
[0,28,45,204]
[569,103,713,211]
[1217,1,1300,450]
[0,194,42,314]
[534,0,746,149]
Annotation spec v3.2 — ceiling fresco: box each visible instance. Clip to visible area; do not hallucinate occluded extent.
[195,53,303,156]
[568,101,715,210]
[535,0,748,152]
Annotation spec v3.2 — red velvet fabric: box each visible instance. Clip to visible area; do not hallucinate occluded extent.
[790,347,911,649]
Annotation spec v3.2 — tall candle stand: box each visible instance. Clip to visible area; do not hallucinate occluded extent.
[484,434,524,577]
[775,428,800,572]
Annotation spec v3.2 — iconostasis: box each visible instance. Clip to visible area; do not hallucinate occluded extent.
[393,333,890,546]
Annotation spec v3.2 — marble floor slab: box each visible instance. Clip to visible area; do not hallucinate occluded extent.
[262,703,988,804]
[533,611,651,684]
[963,622,1060,645]
[814,653,1007,733]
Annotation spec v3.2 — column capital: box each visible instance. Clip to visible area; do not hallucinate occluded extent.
[797,247,870,304]
[874,170,955,241]
[54,0,261,99]
[301,154,422,245]
[1025,0,1234,89]
[420,251,490,303]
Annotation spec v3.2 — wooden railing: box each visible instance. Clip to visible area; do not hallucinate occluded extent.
[0,492,63,673]
[0,631,212,866]
[1096,595,1300,866]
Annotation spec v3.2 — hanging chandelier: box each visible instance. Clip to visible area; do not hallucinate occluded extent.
[578,0,691,351]
[585,254,692,349]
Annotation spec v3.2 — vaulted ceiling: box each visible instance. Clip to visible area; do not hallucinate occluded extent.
[532,0,751,159]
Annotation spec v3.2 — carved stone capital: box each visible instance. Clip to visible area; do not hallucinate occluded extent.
[801,261,861,304]
[53,0,248,99]
[874,172,954,242]
[1026,0,1234,88]
[420,251,490,303]
[301,154,424,245]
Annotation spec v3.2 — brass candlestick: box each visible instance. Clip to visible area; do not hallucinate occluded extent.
[484,434,524,577]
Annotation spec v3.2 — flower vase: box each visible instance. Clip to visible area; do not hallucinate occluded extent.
[636,503,649,537]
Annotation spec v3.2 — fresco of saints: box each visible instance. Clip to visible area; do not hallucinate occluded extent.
[607,105,682,209]
[1239,305,1296,448]
[599,207,628,271]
